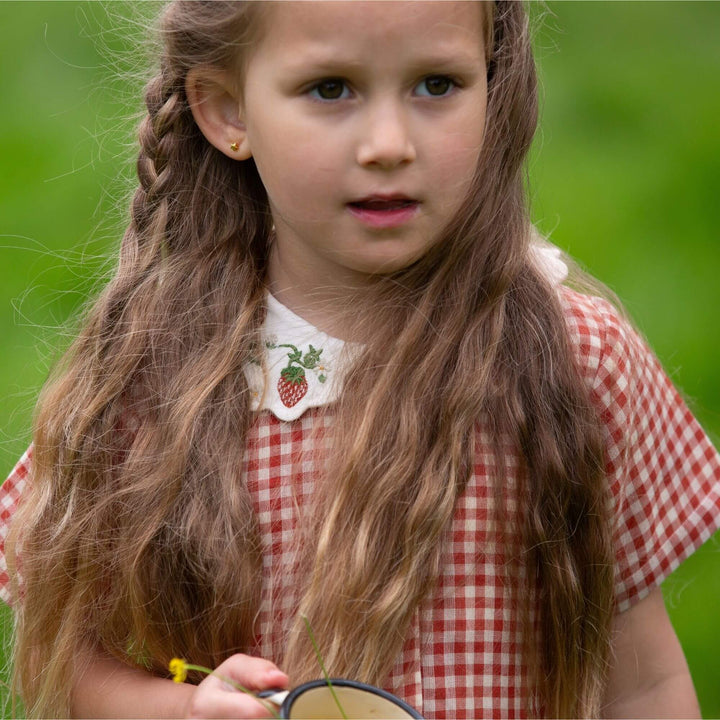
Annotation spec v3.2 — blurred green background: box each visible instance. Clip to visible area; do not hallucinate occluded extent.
[1,1,718,715]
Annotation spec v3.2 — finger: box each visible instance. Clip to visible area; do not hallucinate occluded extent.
[187,687,278,719]
[212,653,289,692]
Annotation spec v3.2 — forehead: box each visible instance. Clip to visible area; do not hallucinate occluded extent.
[252,1,487,66]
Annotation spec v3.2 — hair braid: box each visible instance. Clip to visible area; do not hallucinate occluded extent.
[10,5,272,714]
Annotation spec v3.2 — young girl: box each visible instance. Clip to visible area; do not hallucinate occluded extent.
[2,2,719,718]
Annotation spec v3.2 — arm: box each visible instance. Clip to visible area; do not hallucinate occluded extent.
[71,646,289,719]
[601,586,700,719]
[71,649,193,719]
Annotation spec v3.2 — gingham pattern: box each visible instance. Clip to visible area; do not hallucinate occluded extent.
[0,445,30,601]
[2,289,720,719]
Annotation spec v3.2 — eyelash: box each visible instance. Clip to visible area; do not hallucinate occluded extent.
[416,75,459,98]
[306,74,460,103]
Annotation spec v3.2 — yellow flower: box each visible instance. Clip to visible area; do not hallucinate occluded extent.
[169,658,188,683]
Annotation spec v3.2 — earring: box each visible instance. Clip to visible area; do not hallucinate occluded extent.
[229,141,240,152]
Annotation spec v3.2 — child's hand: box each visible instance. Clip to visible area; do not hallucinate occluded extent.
[183,654,289,719]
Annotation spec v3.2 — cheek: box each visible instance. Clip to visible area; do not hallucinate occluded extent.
[436,93,487,189]
[253,125,337,202]
[251,141,320,211]
[426,107,485,196]
[432,136,483,200]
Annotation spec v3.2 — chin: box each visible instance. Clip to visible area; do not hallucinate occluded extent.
[353,250,431,277]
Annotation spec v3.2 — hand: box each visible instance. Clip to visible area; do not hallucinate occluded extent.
[183,654,289,719]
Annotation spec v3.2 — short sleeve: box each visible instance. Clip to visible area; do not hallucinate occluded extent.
[0,445,32,605]
[563,290,720,613]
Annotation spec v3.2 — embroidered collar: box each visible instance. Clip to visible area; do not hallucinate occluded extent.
[245,243,568,421]
[244,293,351,421]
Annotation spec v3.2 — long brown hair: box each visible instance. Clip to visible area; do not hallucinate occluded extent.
[9,2,614,717]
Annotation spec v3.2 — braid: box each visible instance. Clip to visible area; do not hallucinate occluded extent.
[124,81,180,274]
[11,5,273,714]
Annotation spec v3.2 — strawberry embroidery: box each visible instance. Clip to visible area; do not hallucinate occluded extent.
[272,343,326,408]
[278,366,308,407]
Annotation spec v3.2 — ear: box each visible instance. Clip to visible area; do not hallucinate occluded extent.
[186,69,252,160]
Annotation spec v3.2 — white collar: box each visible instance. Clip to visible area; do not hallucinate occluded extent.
[245,243,568,421]
[243,293,351,421]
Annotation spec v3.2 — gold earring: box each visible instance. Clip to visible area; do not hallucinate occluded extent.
[229,141,240,152]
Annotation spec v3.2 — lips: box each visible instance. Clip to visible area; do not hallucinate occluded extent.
[348,194,418,211]
[346,194,420,228]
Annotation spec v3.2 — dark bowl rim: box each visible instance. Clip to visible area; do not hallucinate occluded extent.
[281,677,424,719]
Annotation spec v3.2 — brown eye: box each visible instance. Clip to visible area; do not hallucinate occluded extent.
[418,75,454,97]
[313,79,347,101]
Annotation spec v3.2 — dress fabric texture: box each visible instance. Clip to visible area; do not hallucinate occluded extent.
[2,287,720,719]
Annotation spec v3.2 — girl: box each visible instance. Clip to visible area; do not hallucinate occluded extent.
[2,1,719,718]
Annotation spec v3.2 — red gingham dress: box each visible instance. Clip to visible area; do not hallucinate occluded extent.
[2,289,720,719]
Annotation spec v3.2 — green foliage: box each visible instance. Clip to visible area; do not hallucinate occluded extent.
[1,2,718,716]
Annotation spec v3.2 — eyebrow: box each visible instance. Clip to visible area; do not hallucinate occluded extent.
[284,54,365,75]
[282,48,484,76]
[409,51,483,71]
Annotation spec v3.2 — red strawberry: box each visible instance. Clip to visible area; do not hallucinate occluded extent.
[277,366,308,407]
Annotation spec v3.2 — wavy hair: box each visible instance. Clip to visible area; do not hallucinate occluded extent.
[9,2,614,717]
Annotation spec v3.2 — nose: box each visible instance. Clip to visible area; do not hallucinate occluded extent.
[356,99,416,169]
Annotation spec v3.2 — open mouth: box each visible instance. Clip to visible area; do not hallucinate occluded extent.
[348,198,418,211]
[346,198,420,228]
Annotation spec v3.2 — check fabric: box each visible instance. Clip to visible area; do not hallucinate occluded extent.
[2,289,720,719]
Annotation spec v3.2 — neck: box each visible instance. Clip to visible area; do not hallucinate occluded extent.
[265,281,357,341]
[267,248,376,341]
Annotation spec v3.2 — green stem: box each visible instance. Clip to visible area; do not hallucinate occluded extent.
[183,663,281,719]
[302,617,348,720]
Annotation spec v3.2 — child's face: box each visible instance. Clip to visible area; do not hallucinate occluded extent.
[240,1,488,294]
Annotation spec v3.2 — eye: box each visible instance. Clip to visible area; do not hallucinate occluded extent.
[415,75,456,97]
[308,78,350,102]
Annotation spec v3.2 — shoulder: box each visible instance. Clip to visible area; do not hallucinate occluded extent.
[559,287,636,376]
[557,287,685,477]
[1,445,33,604]
[558,289,720,612]
[1,445,32,523]
[558,287,650,404]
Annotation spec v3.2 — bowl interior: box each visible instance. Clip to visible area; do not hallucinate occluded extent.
[288,684,416,719]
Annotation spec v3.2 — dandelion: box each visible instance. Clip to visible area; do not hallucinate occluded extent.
[167,620,345,719]
[169,657,187,683]
[166,658,280,718]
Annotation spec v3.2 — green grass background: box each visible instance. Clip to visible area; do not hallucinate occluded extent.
[1,1,718,715]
